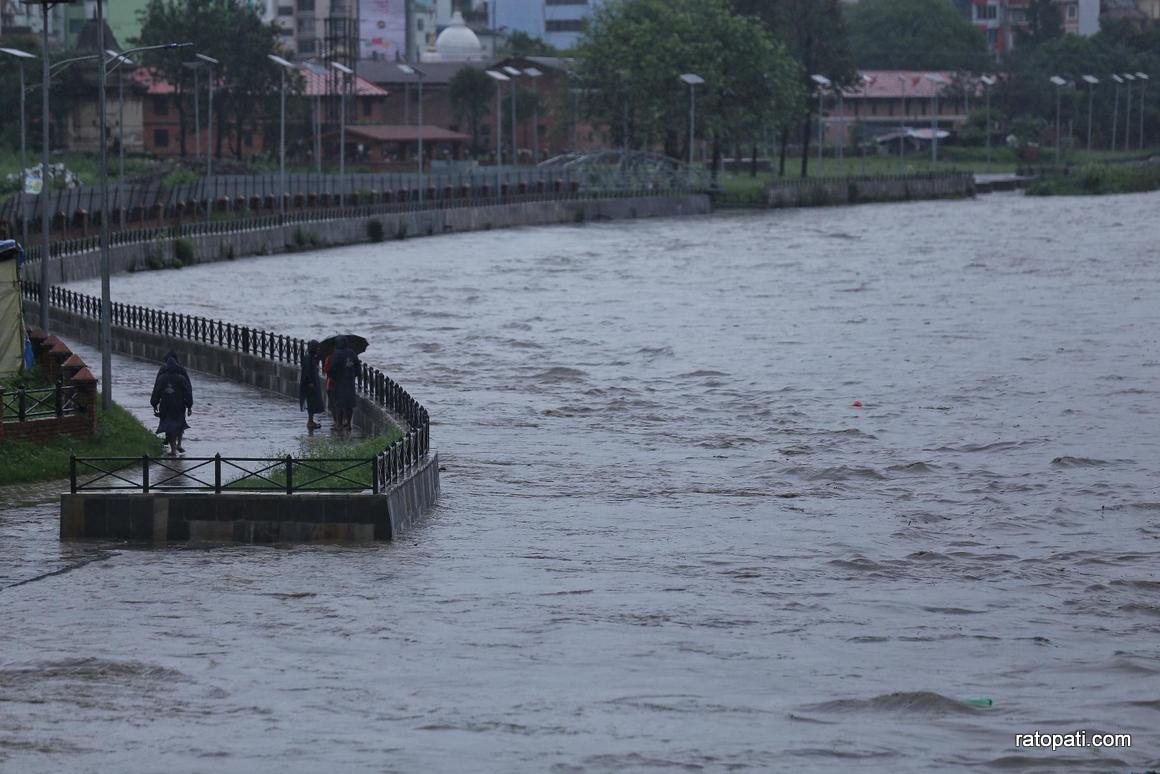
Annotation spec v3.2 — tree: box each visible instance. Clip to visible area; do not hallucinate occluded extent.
[500,30,559,58]
[574,0,802,176]
[730,0,857,177]
[448,66,492,156]
[135,0,288,160]
[845,0,990,71]
[1020,0,1063,50]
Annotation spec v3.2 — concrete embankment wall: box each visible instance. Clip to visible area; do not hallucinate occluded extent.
[764,174,974,208]
[34,195,711,283]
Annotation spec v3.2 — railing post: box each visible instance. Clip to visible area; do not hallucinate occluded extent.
[371,457,379,495]
[285,455,293,495]
[55,378,64,417]
[17,388,26,422]
[142,455,150,493]
[70,454,78,493]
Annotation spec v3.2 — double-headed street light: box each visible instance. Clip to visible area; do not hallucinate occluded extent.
[1135,72,1149,150]
[268,54,295,220]
[502,66,521,163]
[1111,74,1123,151]
[1,47,36,250]
[1050,76,1067,165]
[331,61,353,179]
[485,69,509,167]
[924,72,946,165]
[810,74,831,175]
[679,73,704,173]
[1122,73,1136,151]
[524,67,542,162]
[1081,75,1099,153]
[397,63,426,200]
[195,53,218,180]
[980,75,996,164]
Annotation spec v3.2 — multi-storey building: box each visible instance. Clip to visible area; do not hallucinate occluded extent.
[487,0,603,50]
[968,0,1099,58]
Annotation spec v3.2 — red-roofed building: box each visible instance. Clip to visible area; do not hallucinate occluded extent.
[140,64,390,160]
[826,70,981,147]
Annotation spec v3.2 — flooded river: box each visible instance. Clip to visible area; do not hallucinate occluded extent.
[3,192,1159,772]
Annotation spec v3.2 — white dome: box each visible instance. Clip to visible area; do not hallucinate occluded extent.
[435,12,482,59]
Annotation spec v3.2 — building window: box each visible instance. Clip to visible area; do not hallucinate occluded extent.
[278,4,292,14]
[1067,3,1077,19]
[362,98,372,117]
[153,128,169,147]
[243,131,253,147]
[545,19,584,31]
[416,18,424,30]
[296,0,314,10]
[298,38,316,53]
[975,3,997,20]
[153,96,168,116]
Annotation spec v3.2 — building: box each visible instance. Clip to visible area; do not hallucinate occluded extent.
[969,0,1100,58]
[485,0,603,50]
[827,70,977,147]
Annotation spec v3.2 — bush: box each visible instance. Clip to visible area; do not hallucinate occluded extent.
[367,218,384,242]
[173,237,194,265]
[163,168,200,187]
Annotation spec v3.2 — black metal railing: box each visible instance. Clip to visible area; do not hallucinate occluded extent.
[24,282,431,495]
[70,453,378,494]
[0,380,85,423]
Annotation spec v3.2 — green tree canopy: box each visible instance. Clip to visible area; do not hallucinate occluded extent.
[846,0,990,71]
[135,0,289,159]
[1019,0,1063,50]
[574,0,803,168]
[500,31,559,58]
[448,66,492,156]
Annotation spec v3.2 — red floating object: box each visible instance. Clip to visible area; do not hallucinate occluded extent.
[851,400,863,408]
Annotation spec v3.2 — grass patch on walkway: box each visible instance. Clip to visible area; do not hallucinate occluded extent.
[1026,163,1160,196]
[226,431,404,492]
[0,402,163,486]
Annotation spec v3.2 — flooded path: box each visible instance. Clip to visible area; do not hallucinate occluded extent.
[3,192,1159,772]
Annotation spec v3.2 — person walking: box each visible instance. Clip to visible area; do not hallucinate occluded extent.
[151,350,193,454]
[299,340,326,431]
[326,335,359,431]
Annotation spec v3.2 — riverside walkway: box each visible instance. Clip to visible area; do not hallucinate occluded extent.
[0,344,331,588]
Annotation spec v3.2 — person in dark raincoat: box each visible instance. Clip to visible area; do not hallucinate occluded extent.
[299,340,326,431]
[151,350,193,454]
[326,336,359,431]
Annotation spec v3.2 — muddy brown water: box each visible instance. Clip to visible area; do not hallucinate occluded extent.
[2,192,1159,772]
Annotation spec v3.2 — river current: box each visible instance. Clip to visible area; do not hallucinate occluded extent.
[3,192,1159,772]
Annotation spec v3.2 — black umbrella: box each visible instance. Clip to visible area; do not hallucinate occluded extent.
[316,334,368,362]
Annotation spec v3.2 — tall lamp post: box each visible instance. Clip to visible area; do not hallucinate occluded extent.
[679,73,704,175]
[924,72,946,166]
[1,47,36,251]
[397,64,426,201]
[981,75,996,164]
[1081,75,1098,153]
[486,69,509,168]
[105,50,133,181]
[1111,74,1123,151]
[195,53,218,178]
[331,61,352,180]
[810,74,830,176]
[503,65,521,163]
[1122,73,1135,151]
[268,54,294,221]
[1050,76,1067,165]
[1136,72,1149,150]
[525,66,542,162]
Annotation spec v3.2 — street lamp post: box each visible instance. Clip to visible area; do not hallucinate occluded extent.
[1111,74,1122,151]
[924,73,946,166]
[268,55,294,221]
[397,64,426,201]
[486,69,509,169]
[1,47,35,251]
[105,50,133,181]
[679,73,704,174]
[1050,76,1067,165]
[195,53,218,180]
[1136,72,1150,150]
[1081,75,1098,153]
[981,75,996,164]
[525,66,542,162]
[810,74,830,176]
[331,61,352,180]
[1122,73,1135,151]
[503,66,521,163]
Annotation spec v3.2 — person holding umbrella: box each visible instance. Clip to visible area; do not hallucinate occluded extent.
[299,340,326,431]
[323,335,364,431]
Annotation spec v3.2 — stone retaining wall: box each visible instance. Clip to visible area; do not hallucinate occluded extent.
[33,195,711,284]
[764,174,974,208]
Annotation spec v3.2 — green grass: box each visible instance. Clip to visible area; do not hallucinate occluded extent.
[1026,162,1160,196]
[0,401,164,486]
[1,364,51,392]
[228,431,404,492]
